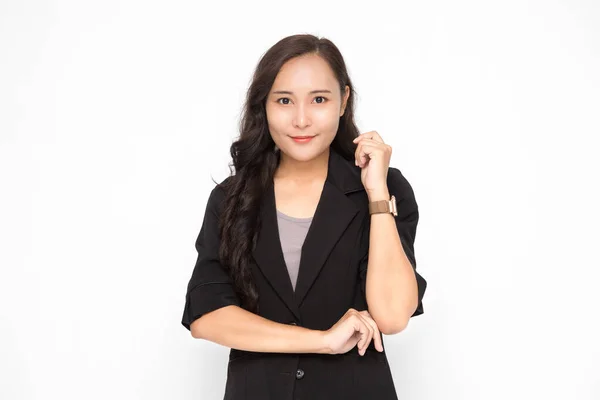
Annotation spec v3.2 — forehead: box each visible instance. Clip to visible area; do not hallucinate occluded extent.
[271,54,338,93]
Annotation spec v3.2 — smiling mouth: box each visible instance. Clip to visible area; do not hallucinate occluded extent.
[290,135,316,143]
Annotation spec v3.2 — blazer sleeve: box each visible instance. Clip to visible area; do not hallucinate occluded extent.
[181,183,241,331]
[358,167,427,318]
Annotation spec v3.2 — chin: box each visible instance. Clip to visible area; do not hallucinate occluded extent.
[282,146,327,162]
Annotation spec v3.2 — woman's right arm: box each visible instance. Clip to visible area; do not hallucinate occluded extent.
[190,305,331,354]
[191,306,383,357]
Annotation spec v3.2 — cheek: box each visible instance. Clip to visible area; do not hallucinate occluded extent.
[266,109,287,133]
[314,108,341,133]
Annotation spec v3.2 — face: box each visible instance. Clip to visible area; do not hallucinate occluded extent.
[265,53,350,162]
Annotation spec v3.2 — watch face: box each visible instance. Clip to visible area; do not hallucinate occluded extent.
[390,195,398,216]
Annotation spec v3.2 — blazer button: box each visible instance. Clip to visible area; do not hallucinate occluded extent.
[295,368,305,380]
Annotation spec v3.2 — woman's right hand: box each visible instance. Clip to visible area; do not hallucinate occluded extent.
[322,308,384,355]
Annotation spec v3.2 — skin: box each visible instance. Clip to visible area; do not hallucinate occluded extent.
[266,53,349,219]
[191,53,420,357]
[266,53,349,173]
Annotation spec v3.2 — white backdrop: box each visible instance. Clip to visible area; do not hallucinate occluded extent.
[1,0,599,399]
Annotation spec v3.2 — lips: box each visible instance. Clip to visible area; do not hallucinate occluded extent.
[290,135,316,143]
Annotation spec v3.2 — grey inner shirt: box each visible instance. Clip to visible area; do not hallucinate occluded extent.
[276,209,313,291]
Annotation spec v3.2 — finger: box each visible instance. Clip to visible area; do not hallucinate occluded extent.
[352,314,373,355]
[356,314,375,355]
[358,313,377,352]
[353,131,384,144]
[353,315,371,355]
[355,141,372,167]
[352,132,368,143]
[370,131,384,143]
[359,311,384,352]
[357,139,387,153]
[357,140,391,167]
[358,138,385,147]
[355,141,380,167]
[354,140,365,166]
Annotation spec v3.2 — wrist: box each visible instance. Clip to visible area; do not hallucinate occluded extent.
[316,330,333,355]
[367,187,390,202]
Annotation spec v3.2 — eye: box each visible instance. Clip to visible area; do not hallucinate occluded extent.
[276,96,328,105]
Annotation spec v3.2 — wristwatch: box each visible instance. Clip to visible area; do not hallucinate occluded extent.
[368,195,398,216]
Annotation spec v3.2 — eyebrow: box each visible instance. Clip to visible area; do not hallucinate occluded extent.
[271,89,332,95]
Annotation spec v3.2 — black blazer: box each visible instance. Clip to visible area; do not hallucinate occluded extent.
[181,147,427,400]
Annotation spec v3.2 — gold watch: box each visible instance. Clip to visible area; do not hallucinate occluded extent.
[368,195,398,216]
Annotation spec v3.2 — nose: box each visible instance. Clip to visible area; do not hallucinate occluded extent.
[292,103,311,129]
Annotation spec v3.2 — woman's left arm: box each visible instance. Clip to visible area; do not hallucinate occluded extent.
[364,183,421,335]
[353,131,427,335]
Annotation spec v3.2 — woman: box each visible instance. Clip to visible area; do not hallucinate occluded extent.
[181,34,427,400]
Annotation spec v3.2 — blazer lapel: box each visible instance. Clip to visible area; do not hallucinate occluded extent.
[293,179,359,306]
[252,147,365,319]
[253,179,302,321]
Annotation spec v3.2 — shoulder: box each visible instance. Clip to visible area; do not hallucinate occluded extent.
[205,175,234,214]
[212,175,234,197]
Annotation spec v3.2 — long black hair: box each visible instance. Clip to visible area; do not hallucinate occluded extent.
[216,34,361,313]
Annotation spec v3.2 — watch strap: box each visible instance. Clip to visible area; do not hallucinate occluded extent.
[368,195,398,216]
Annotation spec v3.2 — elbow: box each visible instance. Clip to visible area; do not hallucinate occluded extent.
[369,300,414,335]
[190,329,201,339]
[379,297,421,334]
[377,317,408,335]
[374,302,414,334]
[191,329,202,339]
[190,318,207,339]
[189,305,237,339]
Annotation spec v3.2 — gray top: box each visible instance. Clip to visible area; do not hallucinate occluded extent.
[276,209,313,291]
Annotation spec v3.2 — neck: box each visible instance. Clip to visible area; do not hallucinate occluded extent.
[274,147,330,183]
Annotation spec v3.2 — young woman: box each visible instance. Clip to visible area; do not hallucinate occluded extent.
[181,34,427,400]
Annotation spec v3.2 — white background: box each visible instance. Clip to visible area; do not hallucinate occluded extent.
[1,0,599,399]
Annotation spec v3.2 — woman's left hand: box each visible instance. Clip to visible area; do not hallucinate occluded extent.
[353,131,392,200]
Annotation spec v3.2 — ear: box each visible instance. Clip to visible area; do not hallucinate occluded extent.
[340,85,350,117]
